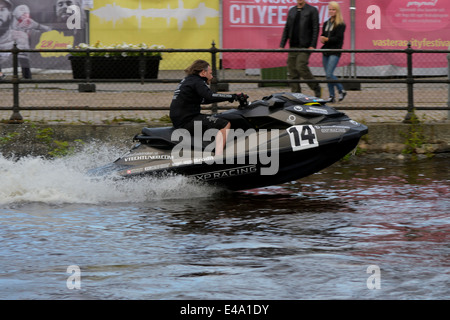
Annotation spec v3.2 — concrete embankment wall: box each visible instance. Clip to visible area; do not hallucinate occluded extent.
[1,122,449,157]
[361,122,450,154]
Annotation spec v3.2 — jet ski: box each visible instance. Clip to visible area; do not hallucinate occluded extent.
[88,92,368,191]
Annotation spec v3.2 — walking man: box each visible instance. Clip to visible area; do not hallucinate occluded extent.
[280,0,321,97]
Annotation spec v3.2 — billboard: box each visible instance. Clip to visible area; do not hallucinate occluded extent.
[1,0,448,74]
[222,0,450,72]
[356,0,450,69]
[0,0,87,72]
[222,0,351,69]
[89,0,221,70]
[360,0,450,50]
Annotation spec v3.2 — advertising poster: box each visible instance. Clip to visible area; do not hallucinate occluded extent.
[89,0,220,70]
[2,0,448,74]
[356,0,450,69]
[222,0,450,73]
[0,0,87,72]
[221,0,351,69]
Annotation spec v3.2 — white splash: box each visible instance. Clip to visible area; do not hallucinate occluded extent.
[0,143,219,205]
[91,0,219,30]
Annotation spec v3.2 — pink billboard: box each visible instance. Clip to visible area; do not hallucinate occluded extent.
[356,0,450,68]
[222,0,350,68]
[222,0,450,69]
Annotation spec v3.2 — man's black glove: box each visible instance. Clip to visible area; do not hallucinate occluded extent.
[235,93,249,102]
[228,93,249,106]
[235,93,249,108]
[228,94,237,103]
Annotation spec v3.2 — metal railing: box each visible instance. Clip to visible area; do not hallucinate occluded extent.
[1,42,450,123]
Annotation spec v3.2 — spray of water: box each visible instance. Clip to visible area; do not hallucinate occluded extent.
[0,142,220,205]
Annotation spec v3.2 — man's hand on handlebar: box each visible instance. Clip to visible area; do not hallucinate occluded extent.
[234,92,249,108]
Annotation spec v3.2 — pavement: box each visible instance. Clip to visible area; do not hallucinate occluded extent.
[0,72,449,125]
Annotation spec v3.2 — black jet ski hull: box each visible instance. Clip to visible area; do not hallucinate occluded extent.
[175,137,361,191]
[88,92,368,191]
[89,129,366,191]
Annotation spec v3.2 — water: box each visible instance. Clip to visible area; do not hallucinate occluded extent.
[0,143,449,300]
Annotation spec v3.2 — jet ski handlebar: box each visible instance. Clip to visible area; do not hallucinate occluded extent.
[236,93,249,109]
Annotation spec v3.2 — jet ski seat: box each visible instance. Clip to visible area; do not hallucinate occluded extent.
[133,127,177,149]
[136,126,210,151]
[141,127,175,140]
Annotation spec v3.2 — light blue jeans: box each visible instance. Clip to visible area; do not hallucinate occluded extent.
[322,54,344,97]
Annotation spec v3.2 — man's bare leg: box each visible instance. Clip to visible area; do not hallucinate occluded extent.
[215,122,231,156]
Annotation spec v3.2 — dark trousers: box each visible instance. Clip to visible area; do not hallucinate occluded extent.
[287,50,318,93]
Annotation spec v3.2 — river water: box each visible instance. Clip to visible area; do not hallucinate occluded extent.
[0,143,448,300]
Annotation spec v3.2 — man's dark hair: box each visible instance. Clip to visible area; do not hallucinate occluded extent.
[185,59,210,75]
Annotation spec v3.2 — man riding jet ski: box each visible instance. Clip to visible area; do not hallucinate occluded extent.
[88,92,368,191]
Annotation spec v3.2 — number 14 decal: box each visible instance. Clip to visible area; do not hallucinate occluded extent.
[287,125,319,151]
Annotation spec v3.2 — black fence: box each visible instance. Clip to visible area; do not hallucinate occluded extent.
[1,42,450,123]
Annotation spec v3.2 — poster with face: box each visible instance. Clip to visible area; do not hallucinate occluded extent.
[0,0,87,72]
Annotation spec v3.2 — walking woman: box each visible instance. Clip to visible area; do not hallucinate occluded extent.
[320,1,346,103]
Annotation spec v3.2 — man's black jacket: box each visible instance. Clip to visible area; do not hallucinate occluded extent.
[169,74,233,128]
[280,4,319,49]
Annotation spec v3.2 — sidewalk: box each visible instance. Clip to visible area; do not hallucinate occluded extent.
[0,81,449,125]
[2,107,447,125]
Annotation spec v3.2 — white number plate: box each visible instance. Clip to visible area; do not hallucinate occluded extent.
[286,125,319,151]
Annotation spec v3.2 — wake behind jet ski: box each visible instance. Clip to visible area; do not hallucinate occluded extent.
[88,92,368,191]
